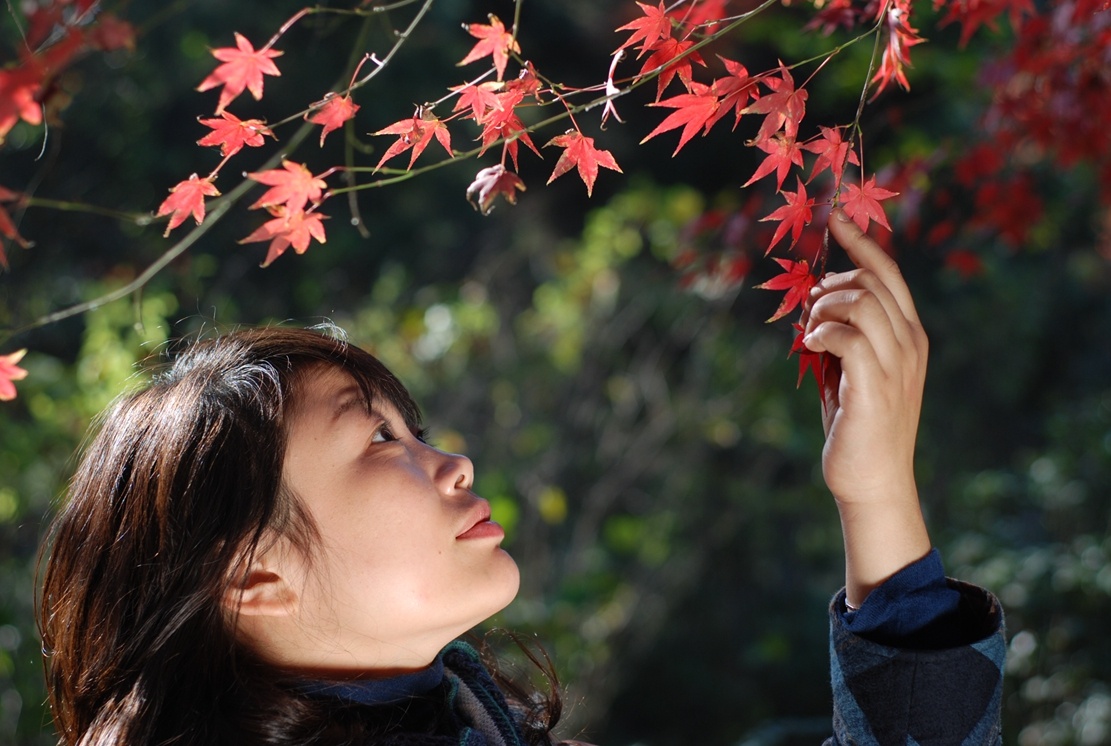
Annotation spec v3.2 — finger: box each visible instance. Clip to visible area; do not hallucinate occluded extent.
[805,269,916,353]
[820,354,841,436]
[805,288,904,374]
[828,210,920,325]
[803,319,886,395]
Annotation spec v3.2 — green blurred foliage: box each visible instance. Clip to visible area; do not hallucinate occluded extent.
[1,2,1110,745]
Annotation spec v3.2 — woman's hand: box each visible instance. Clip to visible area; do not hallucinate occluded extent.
[800,210,931,607]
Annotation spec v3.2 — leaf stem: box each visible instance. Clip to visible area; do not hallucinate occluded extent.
[262,6,314,52]
[818,7,888,275]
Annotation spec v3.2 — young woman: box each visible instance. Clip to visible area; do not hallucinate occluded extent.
[38,214,1005,745]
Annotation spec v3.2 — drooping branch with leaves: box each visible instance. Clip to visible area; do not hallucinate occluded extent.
[0,0,1109,402]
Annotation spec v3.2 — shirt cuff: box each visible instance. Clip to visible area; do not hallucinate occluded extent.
[840,547,966,649]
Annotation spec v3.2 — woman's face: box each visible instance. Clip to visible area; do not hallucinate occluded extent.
[257,366,519,674]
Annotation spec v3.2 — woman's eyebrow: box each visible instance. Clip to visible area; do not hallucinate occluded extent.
[331,385,371,421]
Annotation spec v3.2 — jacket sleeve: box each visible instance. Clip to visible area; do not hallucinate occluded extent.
[825,579,1006,746]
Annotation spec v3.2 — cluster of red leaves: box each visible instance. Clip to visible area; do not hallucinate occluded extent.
[241,160,330,266]
[977,1,1111,196]
[157,23,342,265]
[159,11,626,261]
[861,0,1110,279]
[0,2,134,141]
[370,15,623,213]
[632,0,1108,395]
[0,2,136,400]
[616,0,902,393]
[9,0,1110,407]
[0,1,134,271]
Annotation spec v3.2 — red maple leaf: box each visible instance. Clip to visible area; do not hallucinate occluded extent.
[505,61,544,101]
[944,248,985,278]
[197,32,282,114]
[744,133,804,190]
[0,29,85,139]
[88,13,136,52]
[247,160,327,213]
[708,57,756,129]
[801,125,859,184]
[0,64,44,139]
[871,6,926,96]
[197,111,275,156]
[156,174,221,236]
[805,0,866,35]
[476,90,540,169]
[0,187,30,269]
[756,258,816,322]
[671,0,732,30]
[641,80,720,156]
[451,81,502,122]
[615,1,673,57]
[240,208,328,267]
[544,131,623,197]
[465,164,525,215]
[759,178,815,252]
[639,38,704,102]
[458,14,520,81]
[373,111,453,171]
[307,93,360,146]
[0,348,28,402]
[744,62,808,141]
[842,175,899,232]
[938,0,1033,49]
[790,323,834,403]
[971,174,1042,246]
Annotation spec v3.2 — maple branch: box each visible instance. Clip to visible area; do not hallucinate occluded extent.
[265,0,435,131]
[22,198,153,225]
[4,177,254,341]
[353,0,435,89]
[510,0,525,42]
[851,10,888,153]
[4,0,31,54]
[7,116,321,340]
[341,22,377,239]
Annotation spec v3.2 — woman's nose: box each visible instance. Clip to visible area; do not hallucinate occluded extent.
[433,448,474,493]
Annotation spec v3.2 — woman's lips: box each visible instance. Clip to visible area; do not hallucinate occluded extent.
[456,519,505,540]
[457,500,504,540]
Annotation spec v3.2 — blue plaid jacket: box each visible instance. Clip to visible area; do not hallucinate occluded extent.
[825,580,1005,746]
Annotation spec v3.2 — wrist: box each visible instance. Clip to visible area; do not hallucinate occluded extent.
[839,499,931,609]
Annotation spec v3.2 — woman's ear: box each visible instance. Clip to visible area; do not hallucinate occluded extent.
[223,539,302,618]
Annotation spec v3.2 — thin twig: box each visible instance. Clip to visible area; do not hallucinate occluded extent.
[7,119,318,340]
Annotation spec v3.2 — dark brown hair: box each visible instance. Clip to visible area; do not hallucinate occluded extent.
[38,326,558,746]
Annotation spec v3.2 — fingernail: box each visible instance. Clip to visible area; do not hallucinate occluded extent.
[833,208,851,222]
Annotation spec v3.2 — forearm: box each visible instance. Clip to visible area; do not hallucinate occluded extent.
[837,492,931,609]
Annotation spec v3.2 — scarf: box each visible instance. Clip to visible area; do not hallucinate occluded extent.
[299,641,529,746]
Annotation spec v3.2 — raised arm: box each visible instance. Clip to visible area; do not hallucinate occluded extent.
[801,210,931,609]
